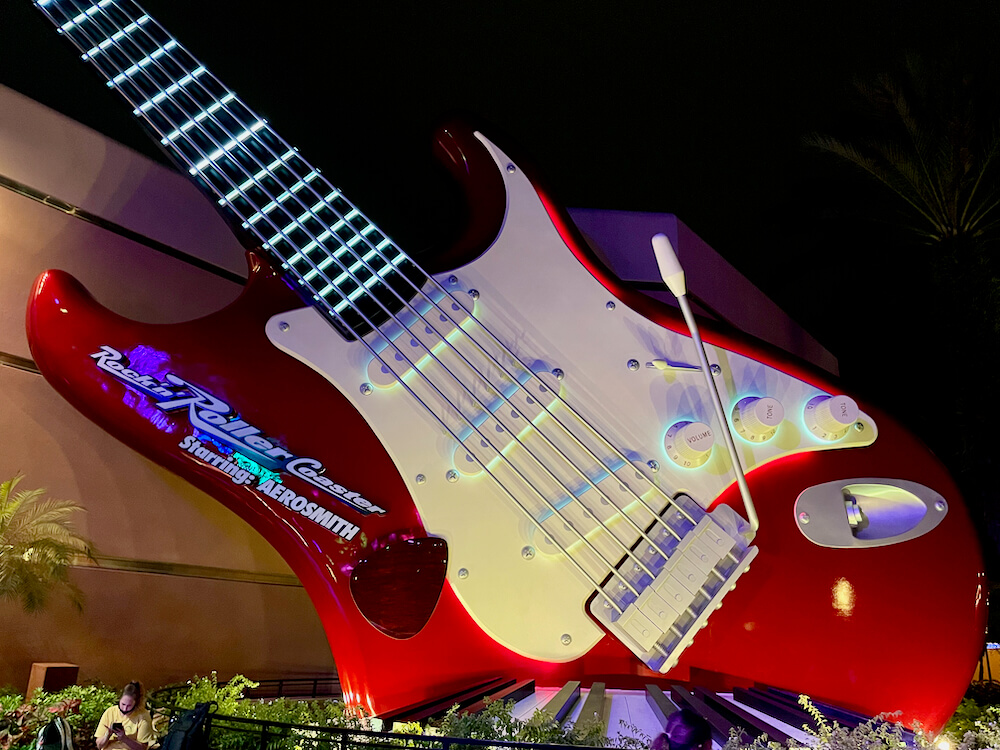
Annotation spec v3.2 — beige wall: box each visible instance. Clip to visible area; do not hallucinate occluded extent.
[0,84,334,694]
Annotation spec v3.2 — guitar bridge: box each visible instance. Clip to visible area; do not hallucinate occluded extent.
[589,496,757,673]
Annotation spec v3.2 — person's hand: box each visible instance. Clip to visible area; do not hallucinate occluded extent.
[112,726,126,740]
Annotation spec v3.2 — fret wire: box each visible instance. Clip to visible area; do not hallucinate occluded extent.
[82,10,420,334]
[81,14,150,59]
[40,0,695,566]
[59,0,385,320]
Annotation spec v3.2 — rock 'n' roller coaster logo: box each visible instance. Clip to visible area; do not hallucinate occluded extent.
[91,345,385,534]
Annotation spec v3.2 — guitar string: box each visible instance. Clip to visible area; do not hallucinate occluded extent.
[40,0,734,615]
[48,0,737,620]
[93,0,710,559]
[48,0,744,653]
[42,0,663,608]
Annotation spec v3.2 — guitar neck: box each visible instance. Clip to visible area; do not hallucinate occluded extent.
[34,0,425,339]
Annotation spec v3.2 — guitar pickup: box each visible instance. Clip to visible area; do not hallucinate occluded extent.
[588,501,757,674]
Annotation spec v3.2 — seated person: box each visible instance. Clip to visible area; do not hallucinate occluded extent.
[96,681,154,750]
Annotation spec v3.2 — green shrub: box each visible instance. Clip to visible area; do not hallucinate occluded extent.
[718,695,932,750]
[171,673,260,716]
[938,700,1000,750]
[164,674,370,750]
[434,696,646,748]
[0,689,22,716]
[944,698,989,741]
[0,682,116,750]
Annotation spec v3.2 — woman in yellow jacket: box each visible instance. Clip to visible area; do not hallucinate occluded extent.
[95,682,154,750]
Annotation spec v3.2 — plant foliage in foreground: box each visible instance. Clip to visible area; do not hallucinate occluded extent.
[0,474,95,613]
[13,674,1000,750]
[0,683,116,750]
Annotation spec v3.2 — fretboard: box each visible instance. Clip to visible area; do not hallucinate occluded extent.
[34,0,426,339]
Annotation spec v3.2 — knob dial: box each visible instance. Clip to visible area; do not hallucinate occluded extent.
[664,421,714,468]
[732,396,784,442]
[804,394,859,441]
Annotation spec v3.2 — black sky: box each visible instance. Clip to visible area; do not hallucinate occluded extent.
[5,0,991,319]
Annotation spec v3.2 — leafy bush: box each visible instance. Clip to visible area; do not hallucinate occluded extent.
[164,674,369,750]
[943,698,989,742]
[32,684,118,738]
[938,698,1000,750]
[171,673,259,716]
[717,695,932,750]
[0,690,22,716]
[0,682,116,750]
[435,696,646,748]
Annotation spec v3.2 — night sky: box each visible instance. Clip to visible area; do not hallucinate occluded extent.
[0,0,993,344]
[3,1,1000,571]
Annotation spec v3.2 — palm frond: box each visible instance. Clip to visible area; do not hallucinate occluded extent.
[806,55,1000,248]
[0,474,95,614]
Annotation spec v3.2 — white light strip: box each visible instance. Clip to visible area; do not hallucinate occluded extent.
[133,65,206,111]
[60,0,113,32]
[161,92,235,143]
[110,40,177,83]
[189,120,266,173]
[219,150,299,203]
[82,15,150,58]
[326,251,402,311]
[287,190,340,226]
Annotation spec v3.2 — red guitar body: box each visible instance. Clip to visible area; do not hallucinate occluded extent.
[27,124,985,734]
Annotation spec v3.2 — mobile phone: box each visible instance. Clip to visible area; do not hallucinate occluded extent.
[111,723,124,734]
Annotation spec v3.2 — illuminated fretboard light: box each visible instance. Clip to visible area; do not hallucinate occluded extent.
[189,121,267,173]
[110,40,177,83]
[162,93,236,144]
[82,15,150,58]
[36,0,422,337]
[134,66,206,111]
[59,0,112,31]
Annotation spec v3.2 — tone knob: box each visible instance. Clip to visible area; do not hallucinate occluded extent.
[664,421,715,468]
[732,396,784,442]
[804,394,859,441]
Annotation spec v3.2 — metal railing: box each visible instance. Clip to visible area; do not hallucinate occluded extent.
[149,676,341,707]
[156,704,602,750]
[244,678,342,700]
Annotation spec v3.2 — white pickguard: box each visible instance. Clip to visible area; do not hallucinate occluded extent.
[265,133,875,663]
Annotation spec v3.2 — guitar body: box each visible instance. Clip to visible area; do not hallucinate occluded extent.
[27,125,985,732]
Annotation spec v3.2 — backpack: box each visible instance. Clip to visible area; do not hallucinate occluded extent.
[36,716,73,750]
[158,702,215,750]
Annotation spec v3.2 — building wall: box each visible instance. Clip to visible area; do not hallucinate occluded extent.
[0,85,334,693]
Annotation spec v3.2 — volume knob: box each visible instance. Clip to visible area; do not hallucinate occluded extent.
[664,421,715,468]
[804,394,859,441]
[732,396,784,442]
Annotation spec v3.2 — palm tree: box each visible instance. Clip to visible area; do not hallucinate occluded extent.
[802,51,1000,582]
[804,53,1000,248]
[0,474,95,613]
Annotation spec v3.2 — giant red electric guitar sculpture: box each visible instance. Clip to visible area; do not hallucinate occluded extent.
[26,0,985,732]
